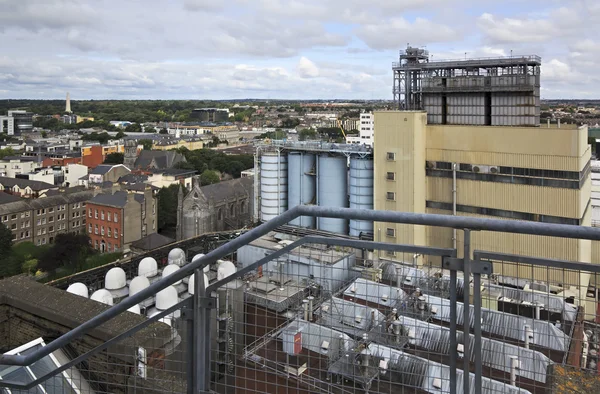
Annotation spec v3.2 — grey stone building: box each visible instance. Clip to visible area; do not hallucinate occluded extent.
[176,177,253,240]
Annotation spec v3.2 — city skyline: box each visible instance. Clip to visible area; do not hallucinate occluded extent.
[0,0,598,100]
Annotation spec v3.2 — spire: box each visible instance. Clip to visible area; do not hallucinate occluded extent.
[65,92,72,114]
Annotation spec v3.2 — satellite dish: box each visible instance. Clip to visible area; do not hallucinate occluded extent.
[162,264,182,285]
[129,276,150,296]
[91,289,113,306]
[138,257,158,278]
[188,273,209,295]
[217,260,236,281]
[66,282,89,298]
[105,267,127,290]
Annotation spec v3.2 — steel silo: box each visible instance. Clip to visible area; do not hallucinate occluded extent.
[349,157,374,236]
[317,154,348,234]
[260,152,288,221]
[287,152,316,228]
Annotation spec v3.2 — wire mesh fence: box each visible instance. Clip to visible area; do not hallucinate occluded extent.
[3,208,600,394]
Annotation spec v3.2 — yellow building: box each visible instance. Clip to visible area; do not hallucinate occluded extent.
[374,111,591,288]
[153,139,204,151]
[76,116,95,123]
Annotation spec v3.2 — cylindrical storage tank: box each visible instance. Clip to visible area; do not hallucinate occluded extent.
[287,152,316,228]
[260,152,288,221]
[349,157,374,237]
[317,154,348,234]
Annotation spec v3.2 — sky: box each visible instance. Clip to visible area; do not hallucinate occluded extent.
[0,0,598,100]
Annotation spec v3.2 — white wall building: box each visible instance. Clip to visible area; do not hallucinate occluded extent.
[62,164,88,187]
[346,112,374,146]
[0,158,38,178]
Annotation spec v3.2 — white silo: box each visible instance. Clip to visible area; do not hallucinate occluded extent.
[66,282,89,298]
[287,152,316,228]
[260,152,287,221]
[349,157,374,236]
[90,289,113,306]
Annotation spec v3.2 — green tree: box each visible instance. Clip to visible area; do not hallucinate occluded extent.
[0,147,15,159]
[299,128,317,141]
[159,128,169,134]
[0,223,18,278]
[157,184,181,232]
[144,126,156,133]
[114,131,126,139]
[139,139,154,150]
[41,130,48,138]
[125,123,142,133]
[200,170,220,185]
[38,233,92,273]
[104,152,124,164]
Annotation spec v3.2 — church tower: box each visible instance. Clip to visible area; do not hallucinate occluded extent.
[123,140,138,169]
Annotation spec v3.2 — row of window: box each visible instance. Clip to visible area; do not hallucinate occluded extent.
[3,212,30,221]
[89,224,119,238]
[425,200,582,225]
[89,209,119,222]
[430,161,586,181]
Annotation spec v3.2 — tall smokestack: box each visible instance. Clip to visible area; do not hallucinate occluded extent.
[65,92,72,114]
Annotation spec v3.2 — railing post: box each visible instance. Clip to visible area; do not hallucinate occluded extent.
[449,256,458,394]
[472,244,483,394]
[462,229,471,393]
[193,268,214,394]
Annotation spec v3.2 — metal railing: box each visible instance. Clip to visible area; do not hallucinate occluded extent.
[2,205,600,394]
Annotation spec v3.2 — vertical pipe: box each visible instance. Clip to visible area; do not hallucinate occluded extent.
[186,303,195,394]
[452,164,457,249]
[449,260,458,394]
[308,296,315,322]
[558,119,561,128]
[462,229,471,394]
[194,268,211,394]
[303,299,309,321]
[277,149,281,216]
[472,243,482,394]
[509,356,519,386]
[524,325,532,349]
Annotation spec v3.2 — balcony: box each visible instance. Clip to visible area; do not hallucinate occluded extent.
[0,206,599,394]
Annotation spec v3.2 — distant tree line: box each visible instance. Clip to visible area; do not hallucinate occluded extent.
[175,148,253,179]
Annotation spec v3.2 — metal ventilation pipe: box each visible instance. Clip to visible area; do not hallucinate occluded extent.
[558,119,561,128]
[370,309,377,330]
[392,320,402,344]
[509,356,519,386]
[533,302,541,320]
[278,261,285,291]
[524,325,533,349]
[396,266,402,288]
[452,163,457,249]
[302,299,309,321]
[307,296,315,321]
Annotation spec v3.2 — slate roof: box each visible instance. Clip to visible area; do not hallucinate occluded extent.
[90,165,114,175]
[0,192,23,204]
[0,189,98,215]
[118,173,149,184]
[0,176,57,191]
[197,176,253,201]
[89,191,144,208]
[134,151,185,170]
[130,233,174,251]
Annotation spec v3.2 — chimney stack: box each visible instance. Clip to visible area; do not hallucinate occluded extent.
[65,92,72,114]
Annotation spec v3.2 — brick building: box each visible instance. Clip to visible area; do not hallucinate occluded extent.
[86,187,156,253]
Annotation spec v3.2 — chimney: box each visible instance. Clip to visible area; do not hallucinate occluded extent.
[302,299,309,321]
[65,92,72,114]
[307,296,315,322]
[509,356,519,386]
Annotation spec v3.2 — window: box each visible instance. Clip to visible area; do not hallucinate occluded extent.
[241,201,246,213]
[20,232,23,239]
[230,204,235,217]
[386,228,396,237]
[37,219,41,226]
[26,220,30,227]
[386,172,396,181]
[2,216,7,222]
[114,213,118,223]
[49,226,54,233]
[37,239,41,245]
[94,209,98,219]
[114,229,118,238]
[48,207,53,213]
[42,238,46,245]
[108,227,111,237]
[107,243,111,252]
[37,229,41,236]
[94,240,98,249]
[21,222,25,229]
[152,219,155,230]
[152,203,155,214]
[36,209,41,216]
[107,212,111,221]
[25,211,30,217]
[386,192,396,201]
[88,208,92,217]
[42,218,46,225]
[89,224,92,233]
[42,228,46,235]
[49,216,54,222]
[217,208,223,221]
[387,152,396,161]
[25,231,29,237]
[101,226,104,236]
[20,212,25,219]
[101,211,104,220]
[11,214,16,220]
[94,224,98,234]
[10,223,16,230]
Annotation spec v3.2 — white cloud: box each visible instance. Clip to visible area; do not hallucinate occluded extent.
[477,13,556,43]
[297,57,319,78]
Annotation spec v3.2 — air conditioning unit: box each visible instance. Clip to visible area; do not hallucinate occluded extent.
[426,161,436,169]
[489,166,499,174]
[472,165,490,173]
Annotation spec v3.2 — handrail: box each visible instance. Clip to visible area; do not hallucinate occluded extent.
[3,205,600,369]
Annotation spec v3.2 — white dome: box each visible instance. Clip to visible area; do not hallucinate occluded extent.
[66,282,89,298]
[127,304,141,314]
[156,286,178,310]
[90,289,113,306]
[138,257,158,278]
[188,273,209,295]
[192,254,210,273]
[217,260,236,281]
[162,264,182,285]
[105,267,127,290]
[129,276,151,296]
[168,248,186,266]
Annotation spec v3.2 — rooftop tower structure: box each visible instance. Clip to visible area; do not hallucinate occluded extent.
[65,92,72,113]
[393,46,541,126]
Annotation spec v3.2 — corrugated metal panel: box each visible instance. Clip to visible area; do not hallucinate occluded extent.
[424,294,570,352]
[393,315,551,383]
[349,157,374,236]
[344,278,409,307]
[279,320,354,358]
[317,297,385,335]
[368,344,530,394]
[484,283,577,321]
[426,149,582,171]
[260,152,287,221]
[426,176,583,218]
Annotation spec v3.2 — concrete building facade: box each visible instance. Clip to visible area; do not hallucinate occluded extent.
[346,112,374,146]
[373,110,591,285]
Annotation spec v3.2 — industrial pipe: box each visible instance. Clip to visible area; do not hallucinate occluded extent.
[452,163,457,249]
[307,296,315,322]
